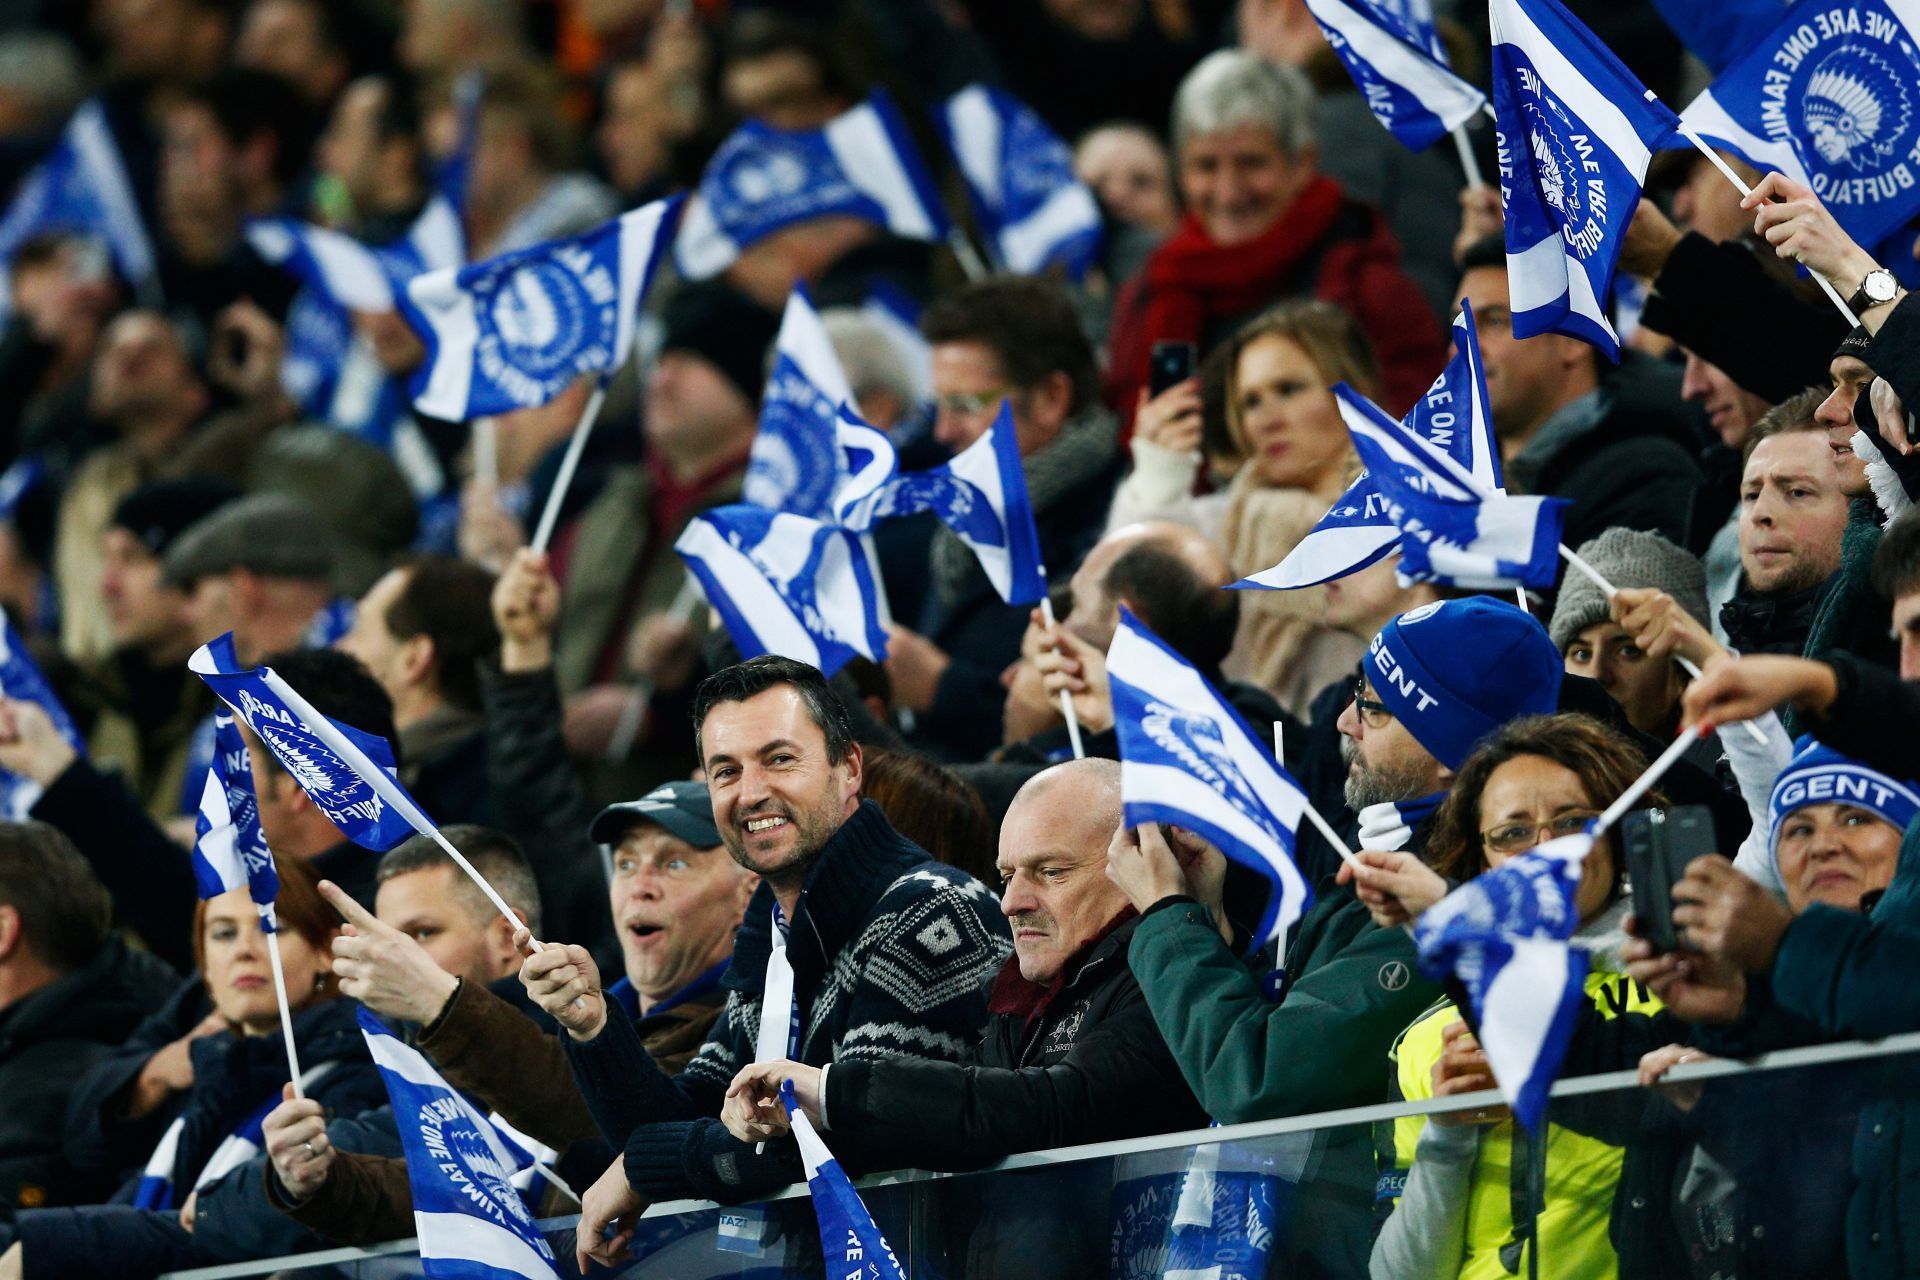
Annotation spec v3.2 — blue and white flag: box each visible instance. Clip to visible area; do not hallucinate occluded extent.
[358,1010,562,1280]
[676,508,889,677]
[190,712,278,907]
[1305,0,1488,151]
[189,634,426,851]
[0,608,81,820]
[937,84,1101,278]
[1239,302,1503,590]
[785,1081,907,1280]
[1339,384,1567,589]
[0,100,155,301]
[404,195,682,421]
[676,91,948,280]
[1676,0,1920,251]
[1649,0,1793,76]
[860,283,934,404]
[1107,608,1314,949]
[1489,0,1678,358]
[1376,0,1445,58]
[134,1062,338,1211]
[846,401,1047,605]
[1414,831,1593,1130]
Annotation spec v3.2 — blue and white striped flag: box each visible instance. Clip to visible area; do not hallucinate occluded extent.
[1239,301,1503,590]
[403,195,682,421]
[358,1009,562,1280]
[1489,0,1678,358]
[1305,0,1488,151]
[676,91,948,280]
[785,1081,907,1280]
[1107,608,1314,949]
[133,1064,336,1211]
[936,84,1102,278]
[190,634,427,851]
[1676,0,1920,251]
[0,100,156,303]
[860,283,934,404]
[1414,831,1593,1130]
[0,608,81,820]
[190,712,277,906]
[676,508,889,676]
[1338,385,1567,589]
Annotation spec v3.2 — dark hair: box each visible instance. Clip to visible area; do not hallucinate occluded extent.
[194,853,341,1000]
[721,11,861,104]
[475,58,576,171]
[922,277,1100,416]
[376,824,541,935]
[180,68,314,188]
[1457,232,1507,277]
[861,749,995,883]
[0,822,110,972]
[383,556,499,713]
[692,655,855,766]
[261,647,402,766]
[365,69,425,147]
[1874,505,1920,600]
[1743,386,1829,462]
[1103,541,1239,673]
[1427,714,1657,895]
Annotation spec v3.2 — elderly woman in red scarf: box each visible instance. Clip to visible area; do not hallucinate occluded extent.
[1107,49,1446,431]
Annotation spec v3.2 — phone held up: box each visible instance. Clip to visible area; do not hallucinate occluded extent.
[1621,805,1718,953]
[1148,341,1197,396]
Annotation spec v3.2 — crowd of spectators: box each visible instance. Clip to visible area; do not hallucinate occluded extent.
[0,1,1917,1278]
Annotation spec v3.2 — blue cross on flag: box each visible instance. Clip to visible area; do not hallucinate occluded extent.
[936,84,1102,278]
[1305,0,1489,151]
[358,1009,562,1280]
[1489,0,1678,359]
[1414,831,1594,1130]
[1107,608,1315,949]
[1238,301,1503,590]
[676,91,948,280]
[189,634,426,851]
[403,195,682,421]
[1677,0,1920,252]
[0,100,155,305]
[191,712,278,907]
[1337,383,1567,590]
[0,608,82,820]
[785,1081,907,1280]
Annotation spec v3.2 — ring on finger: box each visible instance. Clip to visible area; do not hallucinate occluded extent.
[304,1139,318,1159]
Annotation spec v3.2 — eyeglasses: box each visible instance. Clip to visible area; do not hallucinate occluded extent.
[1352,679,1393,729]
[934,386,1016,417]
[1480,811,1601,856]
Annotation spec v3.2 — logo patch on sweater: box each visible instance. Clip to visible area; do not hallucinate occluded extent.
[1042,1000,1089,1055]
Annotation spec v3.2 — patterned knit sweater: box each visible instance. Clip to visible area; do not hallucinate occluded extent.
[563,798,1011,1202]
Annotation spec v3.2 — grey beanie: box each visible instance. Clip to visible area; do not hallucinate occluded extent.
[1548,528,1709,651]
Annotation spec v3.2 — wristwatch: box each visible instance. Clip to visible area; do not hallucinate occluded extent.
[1849,267,1902,313]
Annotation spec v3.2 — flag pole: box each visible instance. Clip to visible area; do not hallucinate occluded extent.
[1451,126,1485,189]
[1595,723,1706,834]
[261,906,308,1099]
[1300,795,1362,870]
[1037,592,1086,759]
[947,229,992,282]
[472,416,499,490]
[528,378,609,554]
[1272,720,1285,764]
[1672,121,1861,328]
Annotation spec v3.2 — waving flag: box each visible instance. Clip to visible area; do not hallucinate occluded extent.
[1677,0,1920,250]
[861,284,934,403]
[0,100,155,302]
[1414,831,1593,1130]
[359,1010,562,1280]
[1239,302,1502,590]
[190,634,426,851]
[676,508,889,676]
[1339,384,1565,589]
[676,91,947,280]
[1489,0,1678,358]
[937,84,1102,277]
[1305,0,1488,151]
[1107,608,1314,948]
[190,712,278,906]
[785,1082,907,1280]
[0,609,81,820]
[404,196,682,421]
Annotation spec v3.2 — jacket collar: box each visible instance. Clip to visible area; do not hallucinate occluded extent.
[988,908,1139,1026]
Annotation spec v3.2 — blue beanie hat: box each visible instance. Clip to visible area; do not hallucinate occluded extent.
[1366,598,1563,771]
[1768,735,1920,852]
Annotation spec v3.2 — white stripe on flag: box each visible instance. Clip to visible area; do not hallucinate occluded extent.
[1478,934,1574,1103]
[1491,0,1653,174]
[1240,524,1400,590]
[677,520,825,667]
[1122,760,1308,864]
[610,202,670,371]
[412,1211,559,1280]
[363,1023,451,1090]
[405,271,479,422]
[827,107,936,240]
[999,183,1101,274]
[944,88,1003,208]
[1506,231,1614,345]
[68,103,154,285]
[779,291,855,407]
[1308,0,1485,128]
[674,194,740,280]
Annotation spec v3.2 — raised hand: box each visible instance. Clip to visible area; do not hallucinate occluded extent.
[515,927,606,1041]
[262,1083,333,1203]
[1336,850,1448,928]
[320,880,459,1026]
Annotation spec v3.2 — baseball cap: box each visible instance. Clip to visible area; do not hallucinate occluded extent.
[589,780,722,848]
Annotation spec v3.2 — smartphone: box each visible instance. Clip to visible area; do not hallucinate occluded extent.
[1149,341,1197,396]
[1622,805,1718,952]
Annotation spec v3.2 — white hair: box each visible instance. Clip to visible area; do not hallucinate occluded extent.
[820,309,919,408]
[1170,49,1317,159]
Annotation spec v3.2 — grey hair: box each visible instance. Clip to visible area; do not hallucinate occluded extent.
[820,309,919,409]
[1170,49,1317,159]
[0,35,84,125]
[376,825,544,936]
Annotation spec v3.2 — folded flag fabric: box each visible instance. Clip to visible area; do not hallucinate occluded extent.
[134,1061,339,1211]
[1239,301,1503,590]
[1107,607,1315,948]
[1489,0,1678,359]
[1337,384,1567,590]
[404,195,682,421]
[1414,830,1594,1130]
[676,91,947,280]
[0,100,155,302]
[359,1010,562,1280]
[0,607,82,820]
[190,634,426,851]
[1304,0,1489,150]
[1676,0,1920,251]
[191,712,278,907]
[675,507,889,677]
[785,1081,907,1280]
[936,84,1102,277]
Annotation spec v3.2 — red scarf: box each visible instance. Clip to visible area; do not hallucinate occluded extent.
[988,906,1138,1028]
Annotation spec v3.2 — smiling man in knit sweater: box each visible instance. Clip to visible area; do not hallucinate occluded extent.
[518,656,1009,1271]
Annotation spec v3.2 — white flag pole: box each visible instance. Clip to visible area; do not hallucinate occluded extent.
[1451,126,1485,190]
[260,906,308,1099]
[1594,723,1706,834]
[1272,720,1285,765]
[1037,593,1086,760]
[472,417,499,490]
[1300,795,1361,870]
[528,379,609,554]
[948,229,992,282]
